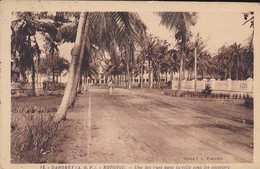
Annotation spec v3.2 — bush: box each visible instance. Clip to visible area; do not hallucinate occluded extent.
[219,93,223,99]
[227,93,230,99]
[245,96,253,109]
[242,94,246,99]
[224,93,228,99]
[11,113,59,163]
[12,105,59,114]
[202,85,212,97]
[179,91,195,97]
[163,89,173,96]
[234,94,237,99]
[11,95,62,163]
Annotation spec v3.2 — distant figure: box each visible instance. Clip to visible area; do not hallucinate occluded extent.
[108,79,113,95]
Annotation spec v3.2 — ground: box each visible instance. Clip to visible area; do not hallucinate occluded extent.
[40,87,253,164]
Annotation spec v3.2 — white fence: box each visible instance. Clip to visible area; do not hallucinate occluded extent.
[172,78,253,96]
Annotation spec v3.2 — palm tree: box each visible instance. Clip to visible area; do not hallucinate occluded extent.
[243,12,254,79]
[136,34,165,89]
[144,35,156,89]
[12,12,80,97]
[214,45,230,80]
[11,12,42,96]
[53,12,147,122]
[157,12,196,95]
[228,43,244,80]
[163,48,178,81]
[185,34,213,80]
[42,33,60,93]
[53,12,88,122]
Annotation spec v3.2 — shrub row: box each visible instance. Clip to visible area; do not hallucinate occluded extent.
[12,105,59,113]
[211,93,251,99]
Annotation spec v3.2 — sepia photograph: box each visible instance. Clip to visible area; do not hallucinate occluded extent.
[1,1,259,169]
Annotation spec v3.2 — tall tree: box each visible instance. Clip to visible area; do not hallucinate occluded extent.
[157,12,196,95]
[243,12,254,78]
[53,12,146,122]
[53,12,88,122]
[11,12,41,96]
[185,33,212,79]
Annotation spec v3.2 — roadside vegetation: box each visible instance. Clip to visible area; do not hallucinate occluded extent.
[10,11,254,163]
[11,95,62,163]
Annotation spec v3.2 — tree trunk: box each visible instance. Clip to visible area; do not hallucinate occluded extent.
[69,16,90,106]
[28,35,36,96]
[166,71,168,83]
[77,75,83,94]
[125,73,127,87]
[236,69,239,80]
[177,53,183,95]
[148,59,151,89]
[126,50,131,90]
[53,12,88,123]
[182,57,186,80]
[52,69,55,93]
[141,61,143,89]
[187,71,190,81]
[31,63,36,96]
[158,71,160,88]
[170,71,173,81]
[229,69,232,80]
[19,66,25,82]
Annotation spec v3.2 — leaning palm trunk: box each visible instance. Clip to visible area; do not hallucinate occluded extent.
[53,12,87,123]
[70,12,91,106]
[69,28,89,106]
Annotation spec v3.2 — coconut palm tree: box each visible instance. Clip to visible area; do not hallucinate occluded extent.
[11,12,42,96]
[137,37,170,88]
[228,43,244,80]
[243,12,254,79]
[162,48,178,81]
[12,12,80,97]
[53,12,147,122]
[185,34,213,79]
[157,12,197,95]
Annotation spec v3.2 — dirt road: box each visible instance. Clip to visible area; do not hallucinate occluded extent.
[45,87,253,163]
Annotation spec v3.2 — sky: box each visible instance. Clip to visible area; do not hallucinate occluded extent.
[138,12,252,55]
[54,12,253,61]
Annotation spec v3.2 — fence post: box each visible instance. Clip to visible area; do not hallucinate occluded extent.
[202,78,207,89]
[227,78,232,90]
[191,79,195,90]
[246,78,253,92]
[182,79,186,90]
[209,78,216,90]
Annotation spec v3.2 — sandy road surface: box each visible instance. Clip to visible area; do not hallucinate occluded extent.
[45,87,253,163]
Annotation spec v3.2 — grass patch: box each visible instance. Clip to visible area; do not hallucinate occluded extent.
[11,95,63,163]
